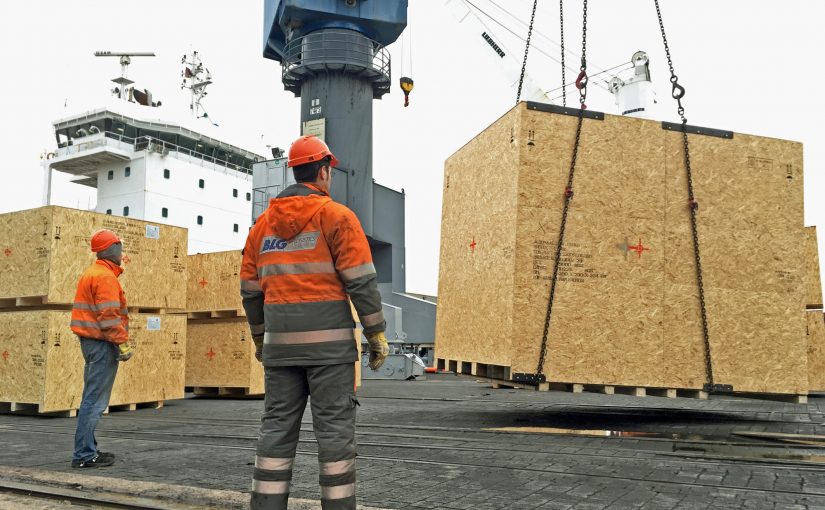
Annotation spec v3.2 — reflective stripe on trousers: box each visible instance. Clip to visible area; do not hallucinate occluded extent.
[251,364,357,510]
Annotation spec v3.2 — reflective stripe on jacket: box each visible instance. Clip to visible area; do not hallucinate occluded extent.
[241,183,385,366]
[70,259,129,344]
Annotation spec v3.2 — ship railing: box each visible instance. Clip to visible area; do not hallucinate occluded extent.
[281,29,391,97]
[101,131,253,177]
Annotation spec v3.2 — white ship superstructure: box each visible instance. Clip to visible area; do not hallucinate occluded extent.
[43,101,265,253]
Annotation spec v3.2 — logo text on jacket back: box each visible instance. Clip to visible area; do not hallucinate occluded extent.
[260,232,320,253]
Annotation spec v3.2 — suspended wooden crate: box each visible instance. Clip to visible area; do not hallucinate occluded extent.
[436,102,807,398]
[0,206,187,311]
[0,310,186,415]
[186,250,245,318]
[186,319,362,396]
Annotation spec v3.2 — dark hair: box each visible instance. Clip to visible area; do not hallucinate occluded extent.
[293,156,332,183]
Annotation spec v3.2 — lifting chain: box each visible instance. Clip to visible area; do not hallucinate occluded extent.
[559,0,566,107]
[516,0,539,105]
[535,0,588,382]
[654,0,717,392]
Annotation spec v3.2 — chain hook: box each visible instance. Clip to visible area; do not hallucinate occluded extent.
[672,82,686,100]
[575,70,588,90]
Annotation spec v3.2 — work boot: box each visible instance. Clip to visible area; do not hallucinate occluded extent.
[71,454,115,468]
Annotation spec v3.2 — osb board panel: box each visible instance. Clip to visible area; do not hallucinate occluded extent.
[805,227,823,307]
[41,312,86,411]
[0,206,187,309]
[663,226,805,296]
[110,313,186,405]
[661,130,806,393]
[434,107,520,368]
[511,111,666,385]
[0,209,54,300]
[186,320,262,392]
[807,312,825,391]
[0,311,184,412]
[662,134,803,234]
[0,310,83,410]
[187,251,244,313]
[663,133,804,296]
[511,209,665,386]
[664,285,806,394]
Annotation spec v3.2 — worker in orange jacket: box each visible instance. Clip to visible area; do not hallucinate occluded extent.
[241,135,389,510]
[70,229,133,468]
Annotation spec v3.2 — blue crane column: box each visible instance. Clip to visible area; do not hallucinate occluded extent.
[263,0,408,240]
[260,1,438,369]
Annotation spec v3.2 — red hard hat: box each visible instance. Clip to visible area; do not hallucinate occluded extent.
[90,229,121,253]
[287,135,339,168]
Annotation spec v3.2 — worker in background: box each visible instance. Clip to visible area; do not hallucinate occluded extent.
[241,135,389,510]
[70,229,133,468]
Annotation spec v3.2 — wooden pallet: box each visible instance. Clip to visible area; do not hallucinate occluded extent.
[127,306,186,315]
[0,400,164,418]
[439,358,807,404]
[187,309,245,320]
[191,386,262,398]
[0,402,76,418]
[104,401,164,414]
[0,297,184,315]
[0,296,69,310]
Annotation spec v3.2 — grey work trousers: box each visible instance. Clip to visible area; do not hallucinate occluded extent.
[250,363,357,510]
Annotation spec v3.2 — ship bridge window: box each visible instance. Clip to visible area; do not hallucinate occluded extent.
[164,169,170,179]
[198,179,205,189]
[162,207,168,218]
[125,166,131,177]
[107,170,114,180]
[197,215,203,225]
[233,188,238,198]
[246,192,251,201]
[233,224,239,233]
[106,209,112,215]
[123,206,130,217]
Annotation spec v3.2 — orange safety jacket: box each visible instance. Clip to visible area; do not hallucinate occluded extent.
[241,183,385,366]
[70,259,129,344]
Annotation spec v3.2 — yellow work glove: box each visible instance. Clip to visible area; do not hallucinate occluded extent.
[118,342,134,362]
[365,331,389,370]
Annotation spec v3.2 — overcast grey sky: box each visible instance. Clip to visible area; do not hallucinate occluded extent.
[1,1,823,297]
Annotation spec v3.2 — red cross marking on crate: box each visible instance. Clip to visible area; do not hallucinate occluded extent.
[3,248,11,257]
[199,278,209,288]
[122,255,131,265]
[1,351,9,361]
[628,238,650,258]
[206,348,216,360]
[469,238,477,252]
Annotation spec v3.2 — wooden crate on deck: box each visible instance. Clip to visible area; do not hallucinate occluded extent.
[187,251,245,317]
[0,310,185,414]
[186,318,363,395]
[0,206,187,310]
[436,102,807,396]
[186,319,263,395]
